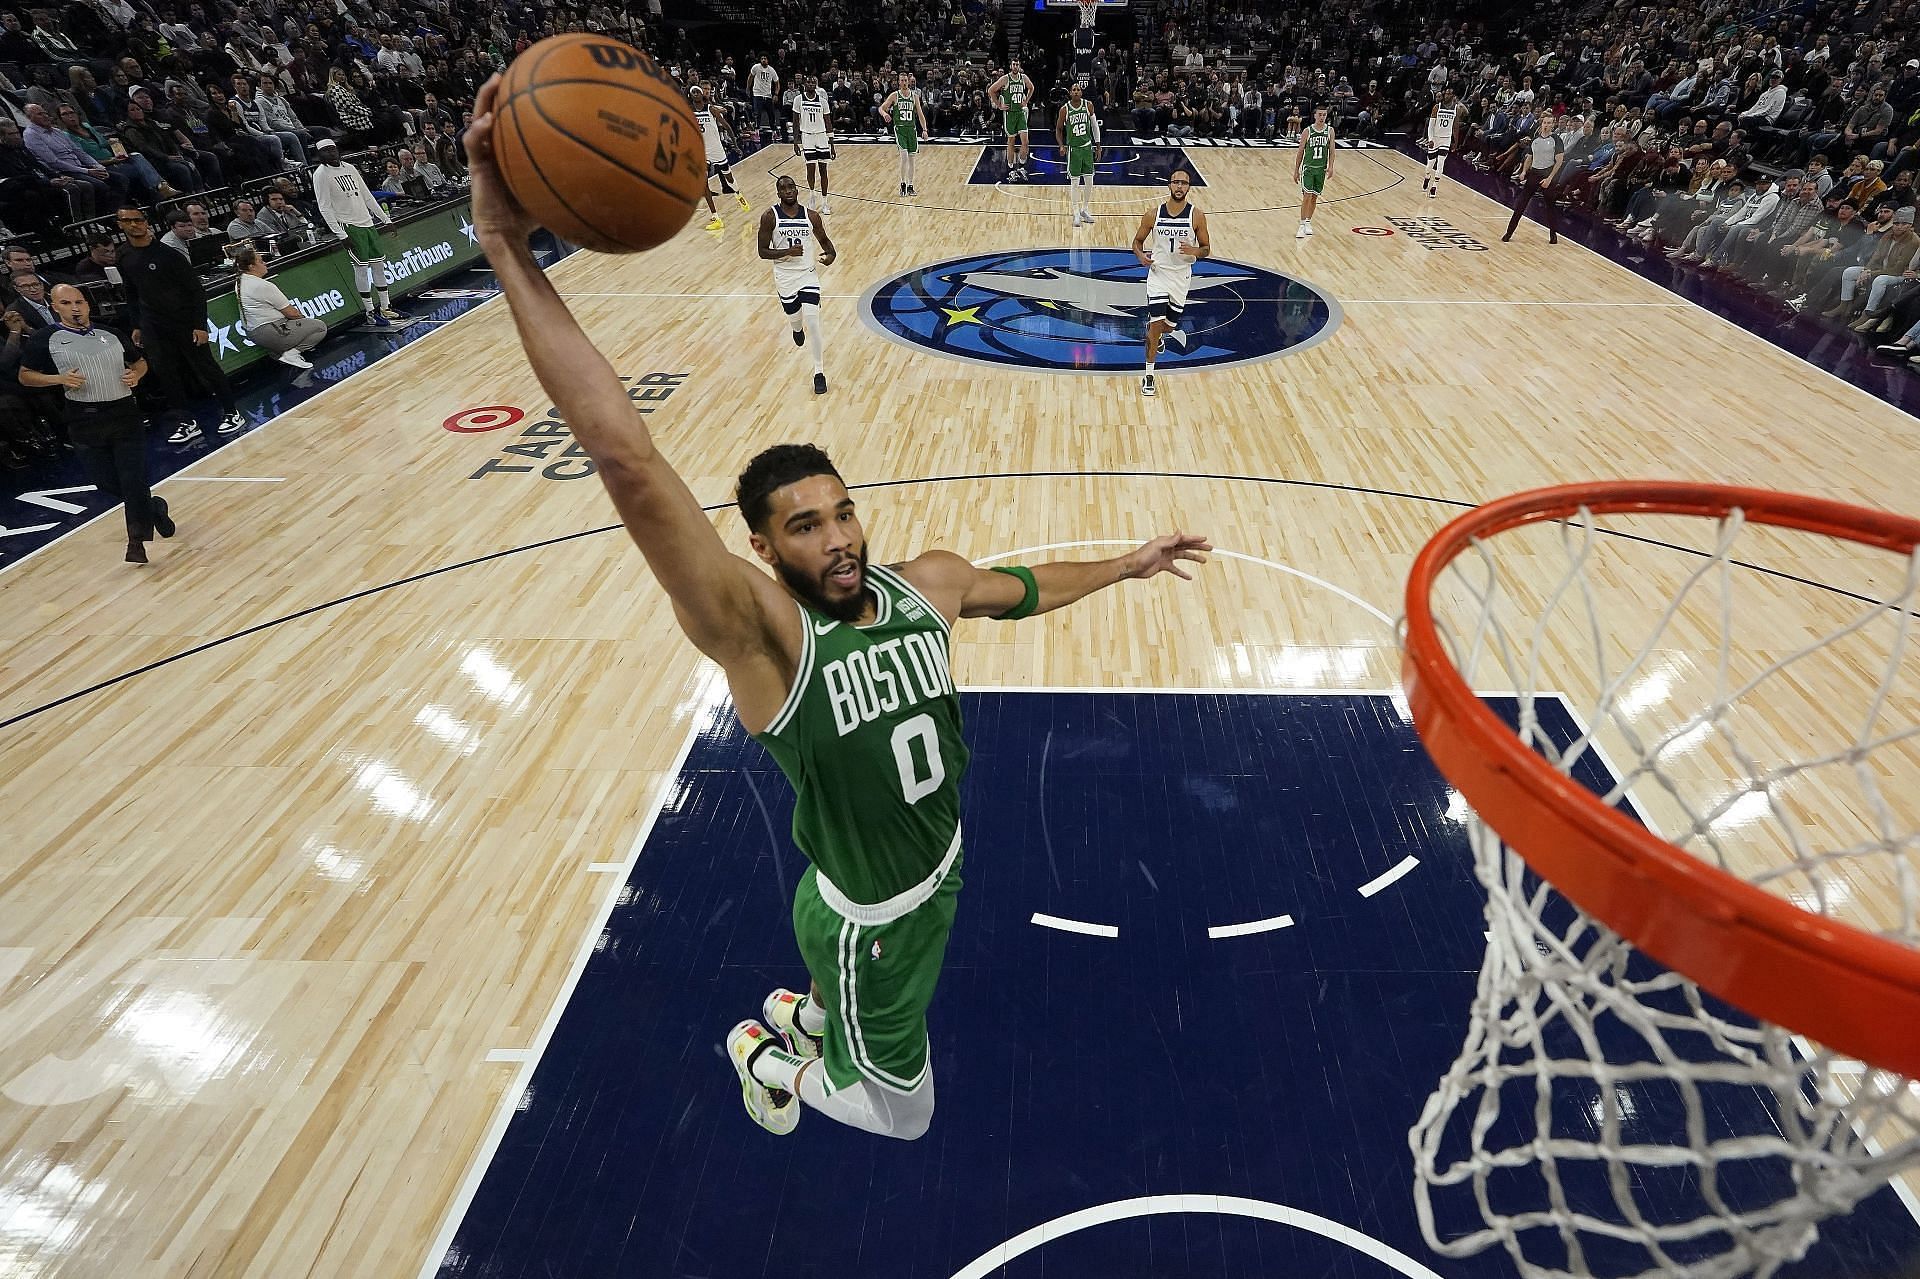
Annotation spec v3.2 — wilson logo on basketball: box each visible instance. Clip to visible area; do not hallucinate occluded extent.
[586,42,645,70]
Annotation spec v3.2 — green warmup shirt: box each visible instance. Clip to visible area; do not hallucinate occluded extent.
[754,562,968,910]
[893,95,919,150]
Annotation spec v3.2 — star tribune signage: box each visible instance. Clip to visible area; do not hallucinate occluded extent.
[203,203,484,371]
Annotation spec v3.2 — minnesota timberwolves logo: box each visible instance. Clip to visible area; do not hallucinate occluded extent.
[859,248,1340,374]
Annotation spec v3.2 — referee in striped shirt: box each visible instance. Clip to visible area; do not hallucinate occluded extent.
[17,283,177,564]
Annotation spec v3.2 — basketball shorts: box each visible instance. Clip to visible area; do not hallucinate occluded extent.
[775,274,821,312]
[707,158,733,177]
[800,135,834,164]
[895,127,919,154]
[1146,264,1191,321]
[345,222,385,264]
[1299,166,1327,195]
[1426,143,1450,161]
[705,142,729,168]
[1004,107,1027,136]
[1068,145,1095,177]
[791,855,962,1093]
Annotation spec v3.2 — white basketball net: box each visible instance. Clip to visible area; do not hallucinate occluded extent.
[1407,502,1920,1279]
[1077,0,1100,27]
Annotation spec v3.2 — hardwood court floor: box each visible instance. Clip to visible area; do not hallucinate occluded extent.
[1,140,1916,1277]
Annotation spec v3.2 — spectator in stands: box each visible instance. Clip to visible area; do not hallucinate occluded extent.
[256,188,313,251]
[1840,207,1920,332]
[8,273,56,329]
[54,104,169,202]
[428,121,465,178]
[1669,176,1749,262]
[68,232,127,327]
[244,76,322,152]
[0,118,78,233]
[1786,200,1863,304]
[404,147,453,195]
[159,206,199,256]
[233,245,323,370]
[131,87,222,185]
[326,68,376,141]
[21,103,118,209]
[226,198,275,252]
[1703,172,1782,267]
[119,99,208,192]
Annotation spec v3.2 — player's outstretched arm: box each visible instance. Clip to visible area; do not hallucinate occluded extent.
[901,534,1212,624]
[466,77,778,666]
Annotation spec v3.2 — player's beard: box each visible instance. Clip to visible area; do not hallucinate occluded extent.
[777,543,871,623]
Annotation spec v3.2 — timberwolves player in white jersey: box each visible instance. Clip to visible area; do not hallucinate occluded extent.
[792,76,835,214]
[1425,88,1460,197]
[690,86,749,231]
[759,174,838,395]
[1130,169,1209,397]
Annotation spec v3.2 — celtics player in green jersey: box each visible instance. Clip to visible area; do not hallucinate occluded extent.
[462,77,1213,1142]
[988,60,1035,182]
[1055,81,1101,226]
[1293,105,1334,239]
[877,72,928,197]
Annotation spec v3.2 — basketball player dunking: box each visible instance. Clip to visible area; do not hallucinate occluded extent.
[1055,81,1100,227]
[1425,89,1460,198]
[988,60,1035,182]
[1294,105,1334,238]
[691,85,750,232]
[877,72,928,197]
[759,173,837,395]
[793,75,835,214]
[464,75,1212,1141]
[1132,168,1209,397]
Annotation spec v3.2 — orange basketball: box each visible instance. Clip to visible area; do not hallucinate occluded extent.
[491,35,705,254]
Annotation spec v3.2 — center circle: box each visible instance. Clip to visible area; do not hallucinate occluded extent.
[859,248,1342,375]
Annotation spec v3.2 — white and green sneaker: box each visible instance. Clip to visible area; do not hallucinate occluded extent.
[726,1019,800,1135]
[763,988,823,1060]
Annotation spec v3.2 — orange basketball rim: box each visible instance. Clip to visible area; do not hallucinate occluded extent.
[1401,480,1920,1079]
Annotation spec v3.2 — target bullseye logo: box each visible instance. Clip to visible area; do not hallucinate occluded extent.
[443,405,525,433]
[1350,226,1395,236]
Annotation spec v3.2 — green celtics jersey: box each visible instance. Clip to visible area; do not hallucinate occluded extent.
[1005,77,1027,107]
[1065,102,1095,150]
[1302,124,1332,172]
[754,562,968,907]
[893,95,917,131]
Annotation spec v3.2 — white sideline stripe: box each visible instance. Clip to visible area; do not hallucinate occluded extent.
[946,1194,1446,1279]
[1358,855,1420,898]
[971,538,1395,627]
[483,1048,530,1063]
[415,712,711,1279]
[1030,912,1119,938]
[1343,298,1688,308]
[169,476,287,483]
[584,862,624,873]
[1207,914,1296,939]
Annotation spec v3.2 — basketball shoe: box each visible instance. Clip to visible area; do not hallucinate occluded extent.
[726,1020,800,1135]
[763,989,823,1059]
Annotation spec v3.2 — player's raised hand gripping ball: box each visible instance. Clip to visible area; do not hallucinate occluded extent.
[489,35,705,254]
